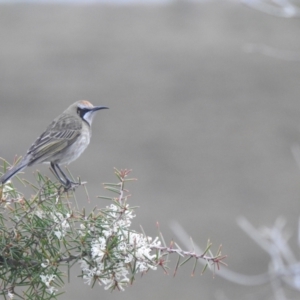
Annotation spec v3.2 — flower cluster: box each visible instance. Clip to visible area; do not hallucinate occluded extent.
[35,210,71,240]
[40,274,58,294]
[79,202,161,291]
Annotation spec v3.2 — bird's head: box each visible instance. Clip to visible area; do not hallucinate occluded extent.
[68,100,109,126]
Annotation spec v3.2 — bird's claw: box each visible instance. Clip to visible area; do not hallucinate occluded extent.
[60,179,87,192]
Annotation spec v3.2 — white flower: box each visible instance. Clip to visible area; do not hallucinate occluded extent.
[136,261,149,272]
[83,274,93,285]
[41,259,50,268]
[117,242,126,251]
[78,258,89,271]
[124,253,133,263]
[40,274,56,288]
[46,286,58,294]
[54,231,62,239]
[91,237,107,260]
[7,291,14,299]
[102,278,115,290]
[103,229,112,238]
[50,212,70,239]
[150,236,161,247]
[40,273,57,294]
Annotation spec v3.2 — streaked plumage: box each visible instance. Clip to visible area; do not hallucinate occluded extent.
[0,100,108,187]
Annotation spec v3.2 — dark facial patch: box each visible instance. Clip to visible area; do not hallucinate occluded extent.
[77,107,90,119]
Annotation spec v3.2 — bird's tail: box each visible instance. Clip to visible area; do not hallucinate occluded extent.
[0,161,28,185]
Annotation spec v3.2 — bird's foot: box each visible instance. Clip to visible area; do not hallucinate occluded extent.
[61,179,87,192]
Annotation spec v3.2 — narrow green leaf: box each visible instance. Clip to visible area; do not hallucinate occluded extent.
[201,262,209,274]
[174,255,181,277]
[104,187,121,194]
[179,255,193,267]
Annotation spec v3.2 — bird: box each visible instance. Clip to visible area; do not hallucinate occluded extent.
[0,100,108,188]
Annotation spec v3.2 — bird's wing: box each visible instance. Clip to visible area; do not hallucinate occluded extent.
[26,113,82,163]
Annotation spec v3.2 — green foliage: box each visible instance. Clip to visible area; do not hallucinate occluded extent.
[0,162,226,299]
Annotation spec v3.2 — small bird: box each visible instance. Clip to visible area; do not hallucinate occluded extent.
[0,100,108,188]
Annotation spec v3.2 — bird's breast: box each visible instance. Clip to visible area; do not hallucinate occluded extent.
[57,126,91,165]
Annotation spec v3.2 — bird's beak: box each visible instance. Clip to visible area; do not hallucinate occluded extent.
[92,106,109,112]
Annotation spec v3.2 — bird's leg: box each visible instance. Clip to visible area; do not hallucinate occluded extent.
[50,162,68,187]
[55,164,80,187]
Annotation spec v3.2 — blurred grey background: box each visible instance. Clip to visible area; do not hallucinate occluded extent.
[1,0,300,299]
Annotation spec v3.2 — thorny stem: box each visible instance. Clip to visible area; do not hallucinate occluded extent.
[152,245,227,267]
